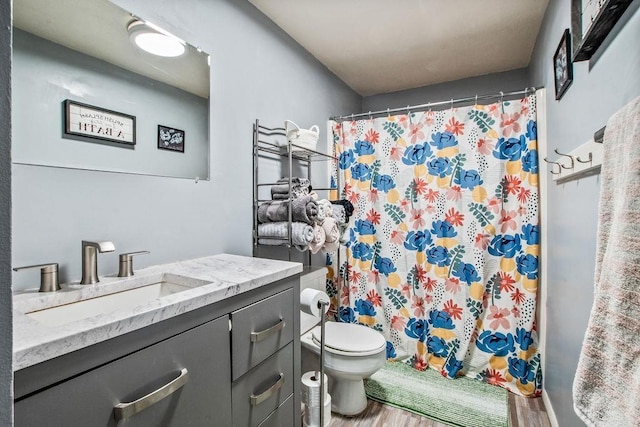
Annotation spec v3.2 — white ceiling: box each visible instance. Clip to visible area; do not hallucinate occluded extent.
[13,0,210,98]
[249,0,549,96]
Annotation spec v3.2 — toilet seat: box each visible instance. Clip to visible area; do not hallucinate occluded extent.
[311,323,386,356]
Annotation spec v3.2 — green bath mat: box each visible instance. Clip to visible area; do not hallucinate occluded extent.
[365,362,509,427]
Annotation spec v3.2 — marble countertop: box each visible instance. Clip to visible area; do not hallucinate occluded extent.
[13,254,302,371]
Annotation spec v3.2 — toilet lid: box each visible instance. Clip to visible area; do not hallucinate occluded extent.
[311,322,386,353]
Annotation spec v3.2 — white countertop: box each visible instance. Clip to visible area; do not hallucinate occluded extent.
[13,254,302,371]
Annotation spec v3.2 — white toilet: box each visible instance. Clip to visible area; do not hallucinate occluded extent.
[300,267,387,416]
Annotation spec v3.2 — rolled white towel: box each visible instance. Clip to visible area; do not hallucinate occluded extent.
[258,222,314,251]
[308,223,326,254]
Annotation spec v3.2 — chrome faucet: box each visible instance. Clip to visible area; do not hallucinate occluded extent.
[81,240,115,284]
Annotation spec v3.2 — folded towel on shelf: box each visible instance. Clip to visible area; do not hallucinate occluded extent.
[270,177,311,200]
[330,199,355,221]
[573,96,640,426]
[331,205,347,225]
[257,195,318,225]
[257,222,314,251]
[321,217,340,253]
[308,223,326,254]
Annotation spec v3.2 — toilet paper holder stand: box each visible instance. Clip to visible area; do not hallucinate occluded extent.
[315,300,329,427]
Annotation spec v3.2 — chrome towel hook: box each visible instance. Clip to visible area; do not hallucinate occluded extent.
[543,157,562,175]
[553,148,575,169]
[576,152,593,164]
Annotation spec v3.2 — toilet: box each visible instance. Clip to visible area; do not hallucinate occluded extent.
[300,267,387,416]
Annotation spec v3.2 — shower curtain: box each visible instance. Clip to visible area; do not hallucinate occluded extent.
[328,94,542,397]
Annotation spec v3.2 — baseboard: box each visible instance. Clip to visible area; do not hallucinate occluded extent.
[542,390,559,427]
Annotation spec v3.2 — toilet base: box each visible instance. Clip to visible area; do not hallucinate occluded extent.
[329,377,368,416]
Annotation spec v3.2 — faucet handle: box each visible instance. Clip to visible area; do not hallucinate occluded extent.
[118,251,150,278]
[13,263,61,292]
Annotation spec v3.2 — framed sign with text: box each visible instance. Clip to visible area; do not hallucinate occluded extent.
[63,100,136,146]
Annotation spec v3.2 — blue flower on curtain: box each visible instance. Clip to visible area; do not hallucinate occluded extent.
[476,331,515,357]
[404,230,432,251]
[522,150,539,173]
[493,135,525,161]
[515,328,534,351]
[430,131,458,149]
[355,220,376,236]
[374,257,397,275]
[428,310,455,329]
[402,143,432,165]
[338,149,355,169]
[427,336,449,357]
[355,299,377,316]
[386,341,397,358]
[445,357,464,377]
[488,234,522,258]
[373,174,396,192]
[405,318,427,342]
[352,242,373,261]
[355,140,375,156]
[339,307,356,323]
[427,157,452,177]
[516,254,538,279]
[427,246,451,266]
[508,357,536,384]
[452,262,481,284]
[521,224,540,245]
[455,169,483,190]
[526,120,537,140]
[351,163,371,181]
[431,220,458,238]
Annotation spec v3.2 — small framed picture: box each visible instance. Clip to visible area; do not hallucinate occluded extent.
[157,125,185,153]
[553,29,573,101]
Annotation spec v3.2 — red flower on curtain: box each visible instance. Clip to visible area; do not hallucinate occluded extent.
[413,178,428,195]
[391,315,407,331]
[505,176,522,195]
[408,122,425,144]
[367,289,382,307]
[366,208,381,225]
[365,129,380,144]
[423,188,440,202]
[445,117,465,136]
[477,138,495,155]
[498,272,516,293]
[518,187,531,203]
[488,306,511,329]
[444,299,463,320]
[500,112,521,136]
[511,288,526,305]
[412,296,426,317]
[445,207,464,226]
[423,277,438,292]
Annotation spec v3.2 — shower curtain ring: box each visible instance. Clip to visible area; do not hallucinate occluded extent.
[387,107,390,118]
[351,113,354,122]
[406,105,410,115]
[543,157,562,175]
[553,148,575,169]
[368,111,372,120]
[474,95,478,107]
[450,98,454,110]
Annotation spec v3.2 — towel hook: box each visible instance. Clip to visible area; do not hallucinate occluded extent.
[553,148,575,169]
[576,152,593,164]
[543,157,562,175]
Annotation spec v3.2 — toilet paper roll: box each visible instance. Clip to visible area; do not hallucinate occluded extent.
[301,371,329,408]
[303,394,331,427]
[300,288,330,317]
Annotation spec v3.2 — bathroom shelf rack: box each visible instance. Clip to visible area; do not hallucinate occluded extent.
[252,119,340,262]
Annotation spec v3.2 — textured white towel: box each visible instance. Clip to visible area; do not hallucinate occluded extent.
[257,221,314,251]
[573,96,640,426]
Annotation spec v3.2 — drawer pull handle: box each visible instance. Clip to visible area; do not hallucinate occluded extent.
[113,368,189,420]
[250,319,285,343]
[250,373,285,406]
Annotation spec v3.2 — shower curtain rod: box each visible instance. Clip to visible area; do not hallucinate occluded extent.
[329,86,542,122]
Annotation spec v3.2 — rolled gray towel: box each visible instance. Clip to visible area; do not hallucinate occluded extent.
[270,177,311,199]
[257,195,318,224]
[258,222,314,251]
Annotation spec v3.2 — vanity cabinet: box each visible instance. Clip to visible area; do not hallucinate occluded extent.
[14,275,301,427]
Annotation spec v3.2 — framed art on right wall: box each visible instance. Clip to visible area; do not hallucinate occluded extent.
[554,29,573,101]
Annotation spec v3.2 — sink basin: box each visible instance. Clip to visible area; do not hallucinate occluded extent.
[24,273,210,327]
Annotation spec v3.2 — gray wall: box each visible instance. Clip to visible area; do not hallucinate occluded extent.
[12,30,209,180]
[11,0,360,290]
[529,1,640,426]
[0,0,12,422]
[362,68,530,112]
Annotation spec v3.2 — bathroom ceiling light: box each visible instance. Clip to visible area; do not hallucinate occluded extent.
[127,20,185,58]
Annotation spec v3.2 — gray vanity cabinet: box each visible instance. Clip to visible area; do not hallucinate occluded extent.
[14,275,301,427]
[15,315,232,426]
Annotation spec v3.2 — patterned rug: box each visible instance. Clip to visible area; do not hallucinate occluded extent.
[365,362,509,427]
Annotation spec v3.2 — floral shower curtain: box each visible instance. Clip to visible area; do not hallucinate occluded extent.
[328,94,542,396]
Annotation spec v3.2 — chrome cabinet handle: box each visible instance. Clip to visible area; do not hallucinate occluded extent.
[113,368,189,420]
[250,319,285,343]
[250,373,284,406]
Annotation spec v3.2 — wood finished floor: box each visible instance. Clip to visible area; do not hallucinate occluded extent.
[326,394,551,427]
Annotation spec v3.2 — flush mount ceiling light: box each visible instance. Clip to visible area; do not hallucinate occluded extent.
[127,19,185,58]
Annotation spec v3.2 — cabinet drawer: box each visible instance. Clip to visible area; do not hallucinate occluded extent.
[232,342,294,427]
[231,288,294,380]
[258,394,294,427]
[15,316,231,427]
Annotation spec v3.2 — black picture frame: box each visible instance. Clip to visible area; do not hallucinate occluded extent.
[553,29,573,101]
[157,125,185,153]
[63,99,136,146]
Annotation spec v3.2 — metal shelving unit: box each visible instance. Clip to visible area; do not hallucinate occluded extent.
[252,119,340,263]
